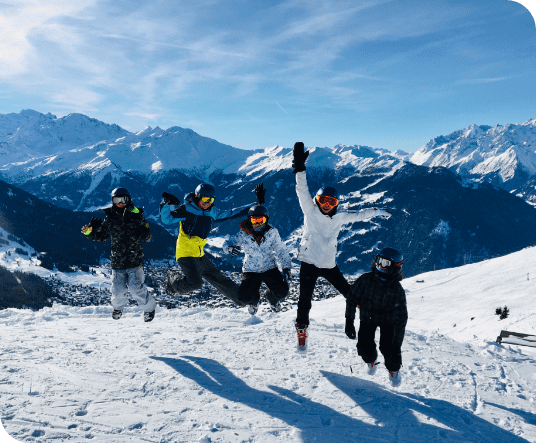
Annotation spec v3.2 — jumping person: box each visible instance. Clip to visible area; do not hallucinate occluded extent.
[81,187,156,322]
[292,142,391,350]
[345,248,407,387]
[160,183,259,305]
[223,193,292,315]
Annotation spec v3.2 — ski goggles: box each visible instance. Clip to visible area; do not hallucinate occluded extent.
[200,196,215,204]
[250,215,267,225]
[112,196,129,204]
[376,256,403,268]
[317,195,339,207]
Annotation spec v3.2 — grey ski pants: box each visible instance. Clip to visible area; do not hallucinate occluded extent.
[170,255,243,306]
[111,266,156,312]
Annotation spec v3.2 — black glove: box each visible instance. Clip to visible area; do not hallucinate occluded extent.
[228,245,241,256]
[345,318,356,339]
[88,217,103,230]
[162,192,181,205]
[292,142,309,173]
[282,268,292,283]
[254,183,266,205]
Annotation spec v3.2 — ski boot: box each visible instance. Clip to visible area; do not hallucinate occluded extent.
[112,309,122,320]
[248,302,259,315]
[389,370,402,387]
[367,361,379,376]
[296,323,308,351]
[144,310,155,323]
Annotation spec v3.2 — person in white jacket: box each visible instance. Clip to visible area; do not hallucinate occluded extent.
[223,204,292,315]
[292,142,391,350]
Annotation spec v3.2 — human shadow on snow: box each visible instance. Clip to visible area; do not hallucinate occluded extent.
[151,356,526,442]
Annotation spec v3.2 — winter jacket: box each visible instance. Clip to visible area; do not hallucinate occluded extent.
[84,204,152,270]
[160,193,253,259]
[345,268,408,326]
[223,220,292,273]
[295,171,390,268]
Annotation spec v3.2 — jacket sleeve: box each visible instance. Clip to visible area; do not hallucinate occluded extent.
[160,203,187,225]
[272,229,292,270]
[213,203,255,222]
[139,215,152,243]
[85,216,111,243]
[222,231,245,251]
[345,277,364,319]
[295,171,316,215]
[338,208,390,224]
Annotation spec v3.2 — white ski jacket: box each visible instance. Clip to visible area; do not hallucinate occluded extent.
[296,171,390,269]
[224,221,292,273]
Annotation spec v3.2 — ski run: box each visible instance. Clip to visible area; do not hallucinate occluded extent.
[2,245,536,442]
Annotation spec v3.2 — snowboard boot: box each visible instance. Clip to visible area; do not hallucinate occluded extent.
[367,361,380,376]
[144,310,155,323]
[248,302,259,315]
[269,301,282,313]
[165,270,181,296]
[112,309,122,320]
[389,370,402,387]
[296,323,308,351]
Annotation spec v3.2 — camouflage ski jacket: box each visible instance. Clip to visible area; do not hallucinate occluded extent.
[345,269,407,326]
[84,204,152,270]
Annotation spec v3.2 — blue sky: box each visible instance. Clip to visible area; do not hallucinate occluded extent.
[1,0,535,152]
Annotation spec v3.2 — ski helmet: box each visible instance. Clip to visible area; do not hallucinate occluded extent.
[316,186,339,200]
[248,205,269,221]
[375,247,404,278]
[194,183,216,199]
[111,187,131,204]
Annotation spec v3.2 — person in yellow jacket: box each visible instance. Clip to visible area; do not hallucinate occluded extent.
[160,183,261,305]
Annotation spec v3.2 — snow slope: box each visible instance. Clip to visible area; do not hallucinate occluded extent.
[2,249,536,442]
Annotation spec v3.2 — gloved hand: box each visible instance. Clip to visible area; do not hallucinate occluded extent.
[345,317,356,339]
[292,142,309,173]
[162,192,181,205]
[282,268,292,283]
[228,245,241,256]
[88,217,103,229]
[254,183,266,205]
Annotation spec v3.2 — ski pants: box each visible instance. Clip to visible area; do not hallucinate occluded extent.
[169,255,243,306]
[357,320,406,372]
[237,268,289,306]
[296,261,350,325]
[111,266,156,312]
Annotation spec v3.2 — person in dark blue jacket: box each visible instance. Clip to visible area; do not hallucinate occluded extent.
[160,183,260,305]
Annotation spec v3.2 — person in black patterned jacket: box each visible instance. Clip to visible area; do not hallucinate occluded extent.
[81,187,156,322]
[345,248,407,387]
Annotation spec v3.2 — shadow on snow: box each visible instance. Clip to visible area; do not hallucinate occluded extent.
[151,356,525,443]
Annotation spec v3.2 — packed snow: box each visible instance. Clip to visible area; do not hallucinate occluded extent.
[2,247,536,442]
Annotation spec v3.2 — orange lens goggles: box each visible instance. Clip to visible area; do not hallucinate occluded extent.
[201,196,215,204]
[250,215,267,224]
[317,195,339,207]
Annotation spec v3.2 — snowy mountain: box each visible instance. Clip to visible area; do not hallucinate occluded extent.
[2,246,536,442]
[2,110,536,278]
[410,119,536,203]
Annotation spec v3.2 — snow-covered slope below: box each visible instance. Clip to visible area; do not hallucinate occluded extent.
[2,247,536,442]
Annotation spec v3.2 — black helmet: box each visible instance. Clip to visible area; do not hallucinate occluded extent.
[112,187,130,197]
[248,205,269,221]
[195,183,216,199]
[316,186,339,200]
[111,187,131,204]
[375,247,404,278]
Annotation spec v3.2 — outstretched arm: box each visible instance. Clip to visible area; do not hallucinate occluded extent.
[338,207,391,225]
[213,202,254,222]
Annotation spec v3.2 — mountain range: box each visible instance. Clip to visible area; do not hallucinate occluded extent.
[2,109,536,277]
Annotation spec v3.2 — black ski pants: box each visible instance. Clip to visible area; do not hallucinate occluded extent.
[168,255,243,306]
[238,268,289,306]
[296,261,350,325]
[357,320,406,372]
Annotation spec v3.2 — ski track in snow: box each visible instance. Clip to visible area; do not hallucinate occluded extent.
[1,300,536,443]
